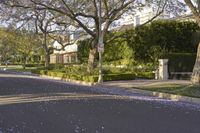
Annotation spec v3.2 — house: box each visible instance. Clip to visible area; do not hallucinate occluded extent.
[170,14,195,22]
[50,40,79,64]
[109,6,170,31]
[50,6,170,64]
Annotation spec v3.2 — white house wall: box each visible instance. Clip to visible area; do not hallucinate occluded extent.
[53,41,78,54]
[109,6,170,30]
[64,43,78,53]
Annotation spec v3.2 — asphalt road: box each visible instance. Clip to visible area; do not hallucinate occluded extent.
[0,70,200,133]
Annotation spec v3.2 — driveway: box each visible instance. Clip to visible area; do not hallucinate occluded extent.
[0,70,200,133]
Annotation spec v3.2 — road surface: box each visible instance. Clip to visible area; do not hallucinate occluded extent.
[0,70,200,133]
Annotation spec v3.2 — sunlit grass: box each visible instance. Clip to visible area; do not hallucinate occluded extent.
[138,84,200,98]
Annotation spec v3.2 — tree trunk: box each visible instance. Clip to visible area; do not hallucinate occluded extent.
[23,62,26,69]
[191,43,200,85]
[45,53,50,67]
[87,48,97,73]
[22,56,26,69]
[87,39,98,73]
[42,32,50,68]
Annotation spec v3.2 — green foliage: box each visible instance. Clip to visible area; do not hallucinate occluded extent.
[78,30,136,65]
[78,20,199,65]
[31,65,154,83]
[136,71,155,79]
[24,64,44,67]
[161,53,196,72]
[31,70,141,83]
[49,64,65,70]
[77,39,90,63]
[103,73,136,81]
[133,20,199,62]
[0,28,17,63]
[104,31,135,63]
[0,28,42,65]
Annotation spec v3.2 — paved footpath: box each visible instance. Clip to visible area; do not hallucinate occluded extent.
[0,70,200,133]
[101,79,191,88]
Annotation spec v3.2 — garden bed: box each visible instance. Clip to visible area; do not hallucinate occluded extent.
[31,69,154,83]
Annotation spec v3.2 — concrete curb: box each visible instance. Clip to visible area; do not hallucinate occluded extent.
[126,88,200,104]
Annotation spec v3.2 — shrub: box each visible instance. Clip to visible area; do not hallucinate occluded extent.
[136,72,155,79]
[161,53,196,72]
[40,70,47,75]
[78,20,199,64]
[31,69,40,74]
[49,64,65,70]
[103,73,136,81]
[31,67,154,83]
[25,64,44,67]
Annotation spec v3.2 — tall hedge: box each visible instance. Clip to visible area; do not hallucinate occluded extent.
[132,20,199,62]
[161,53,196,72]
[78,20,199,64]
[77,31,135,65]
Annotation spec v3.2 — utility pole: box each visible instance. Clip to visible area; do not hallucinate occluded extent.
[97,0,104,83]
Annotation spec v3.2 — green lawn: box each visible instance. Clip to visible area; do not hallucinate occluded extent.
[138,84,200,98]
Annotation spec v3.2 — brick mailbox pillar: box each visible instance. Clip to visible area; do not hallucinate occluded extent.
[158,59,169,80]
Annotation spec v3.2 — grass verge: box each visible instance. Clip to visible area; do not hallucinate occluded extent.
[137,84,200,98]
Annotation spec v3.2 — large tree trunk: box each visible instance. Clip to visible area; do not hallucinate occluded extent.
[22,56,26,69]
[45,53,50,67]
[191,43,200,85]
[87,39,98,73]
[43,33,50,68]
[87,48,97,73]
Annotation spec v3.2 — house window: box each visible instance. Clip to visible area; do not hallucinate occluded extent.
[65,56,69,63]
[56,55,60,63]
[71,55,76,63]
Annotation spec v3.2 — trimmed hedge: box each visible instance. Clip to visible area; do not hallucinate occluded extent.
[161,53,196,72]
[24,64,44,67]
[78,20,199,64]
[103,73,136,81]
[32,70,154,83]
[136,72,155,79]
[32,69,98,82]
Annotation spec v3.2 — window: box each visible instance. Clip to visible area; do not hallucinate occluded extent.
[71,55,76,63]
[65,56,69,63]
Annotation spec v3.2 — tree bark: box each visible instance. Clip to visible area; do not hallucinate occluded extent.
[191,43,200,84]
[87,48,97,73]
[43,32,50,68]
[45,53,50,67]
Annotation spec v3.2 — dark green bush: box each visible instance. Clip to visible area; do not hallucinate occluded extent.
[49,64,65,70]
[161,53,196,72]
[78,20,199,64]
[103,73,136,81]
[24,64,44,67]
[136,72,155,79]
[31,69,40,74]
[40,70,47,75]
[31,67,154,83]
